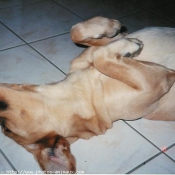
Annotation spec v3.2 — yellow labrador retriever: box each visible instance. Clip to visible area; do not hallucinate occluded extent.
[0,16,175,172]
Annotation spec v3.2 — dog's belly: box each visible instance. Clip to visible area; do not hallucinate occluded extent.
[128,27,175,70]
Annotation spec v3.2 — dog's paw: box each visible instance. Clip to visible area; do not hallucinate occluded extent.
[33,135,76,173]
[71,16,121,43]
[48,138,76,173]
[123,38,143,58]
[100,38,143,59]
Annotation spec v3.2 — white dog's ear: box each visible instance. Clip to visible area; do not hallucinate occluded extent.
[26,134,76,173]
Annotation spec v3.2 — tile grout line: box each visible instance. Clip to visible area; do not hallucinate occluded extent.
[123,120,160,149]
[146,8,175,24]
[0,148,18,172]
[125,0,146,10]
[123,120,175,173]
[125,0,174,11]
[115,3,175,26]
[52,0,85,20]
[124,120,175,153]
[126,0,175,25]
[126,145,175,174]
[53,0,149,21]
[112,9,147,20]
[0,21,67,76]
[126,151,163,174]
[29,44,67,76]
[0,30,70,52]
[0,44,27,52]
[117,9,147,20]
[0,0,45,10]
[118,9,175,25]
[164,143,175,162]
[28,31,70,45]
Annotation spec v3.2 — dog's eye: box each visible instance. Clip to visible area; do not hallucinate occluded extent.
[4,126,11,132]
[1,123,11,133]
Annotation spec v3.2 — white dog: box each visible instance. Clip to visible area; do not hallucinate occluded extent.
[0,16,175,172]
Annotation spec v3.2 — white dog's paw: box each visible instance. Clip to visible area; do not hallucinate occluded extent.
[123,38,143,58]
[48,138,76,172]
[103,38,143,58]
[71,16,121,43]
[33,135,76,173]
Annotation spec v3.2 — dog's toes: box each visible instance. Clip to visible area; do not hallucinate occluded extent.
[124,52,132,57]
[129,38,143,47]
[34,135,76,173]
[53,138,70,158]
[49,138,76,172]
[71,16,122,44]
[123,38,143,58]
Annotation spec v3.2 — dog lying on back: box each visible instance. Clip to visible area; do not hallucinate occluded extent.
[0,16,175,172]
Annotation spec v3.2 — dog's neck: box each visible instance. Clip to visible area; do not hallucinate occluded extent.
[36,77,112,141]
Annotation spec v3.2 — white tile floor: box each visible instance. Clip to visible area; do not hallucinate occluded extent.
[0,0,175,174]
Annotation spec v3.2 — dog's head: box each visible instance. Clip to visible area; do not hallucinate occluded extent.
[0,84,76,172]
[0,85,48,145]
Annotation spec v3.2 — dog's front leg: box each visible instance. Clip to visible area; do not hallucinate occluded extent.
[71,16,125,46]
[27,134,76,174]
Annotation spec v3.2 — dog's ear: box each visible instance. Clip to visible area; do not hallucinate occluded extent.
[27,134,76,173]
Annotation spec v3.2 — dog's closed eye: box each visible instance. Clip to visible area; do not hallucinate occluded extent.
[1,123,11,133]
[4,126,11,132]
